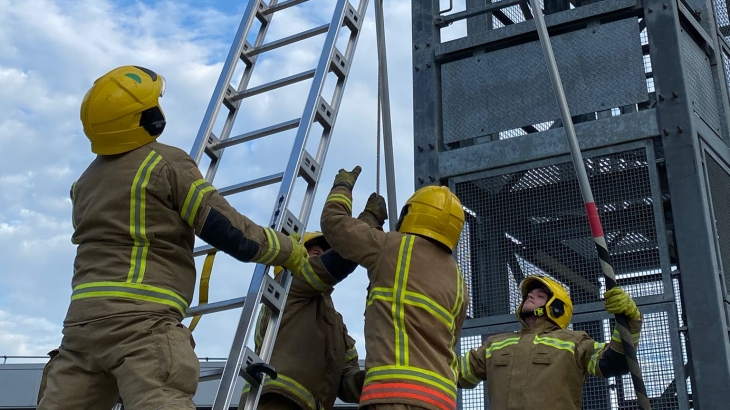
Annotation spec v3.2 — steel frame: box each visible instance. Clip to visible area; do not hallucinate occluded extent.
[412,0,730,408]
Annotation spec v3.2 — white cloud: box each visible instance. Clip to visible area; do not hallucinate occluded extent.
[0,0,417,366]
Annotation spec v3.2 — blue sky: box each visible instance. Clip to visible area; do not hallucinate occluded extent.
[0,0,444,360]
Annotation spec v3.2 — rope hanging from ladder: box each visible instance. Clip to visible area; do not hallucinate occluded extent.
[528,1,652,408]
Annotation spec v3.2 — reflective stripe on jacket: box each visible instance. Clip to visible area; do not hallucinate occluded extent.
[321,186,469,410]
[67,141,298,324]
[458,315,642,409]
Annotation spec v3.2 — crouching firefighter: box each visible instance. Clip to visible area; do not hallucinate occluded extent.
[458,275,643,409]
[321,166,469,410]
[37,65,309,410]
[241,225,382,410]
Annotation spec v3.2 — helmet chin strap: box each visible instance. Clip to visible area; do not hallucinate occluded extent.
[521,305,546,319]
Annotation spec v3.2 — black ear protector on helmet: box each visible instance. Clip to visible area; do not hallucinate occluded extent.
[394,204,409,232]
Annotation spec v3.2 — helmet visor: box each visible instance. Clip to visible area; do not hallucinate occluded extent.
[159,75,166,98]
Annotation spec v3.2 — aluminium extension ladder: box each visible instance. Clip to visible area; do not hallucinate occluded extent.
[183,0,370,409]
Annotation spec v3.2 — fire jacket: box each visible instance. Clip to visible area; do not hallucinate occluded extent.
[242,250,366,410]
[458,315,643,409]
[66,141,300,324]
[320,186,469,410]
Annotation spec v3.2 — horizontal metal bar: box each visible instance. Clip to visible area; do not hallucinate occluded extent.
[213,118,301,150]
[186,297,247,317]
[435,0,639,58]
[193,244,215,257]
[248,24,329,56]
[234,70,316,100]
[434,0,522,27]
[219,172,284,196]
[263,0,309,15]
[200,367,224,382]
[440,108,658,178]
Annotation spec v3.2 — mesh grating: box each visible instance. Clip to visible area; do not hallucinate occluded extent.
[713,0,730,40]
[454,148,663,319]
[458,311,681,409]
[704,155,730,295]
[723,49,730,111]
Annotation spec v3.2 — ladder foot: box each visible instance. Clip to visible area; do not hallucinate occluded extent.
[246,362,278,383]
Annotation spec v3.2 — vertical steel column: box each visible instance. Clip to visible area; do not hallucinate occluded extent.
[412,0,442,190]
[644,0,730,407]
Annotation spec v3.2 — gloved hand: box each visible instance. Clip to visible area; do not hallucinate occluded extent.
[281,233,309,275]
[333,166,362,190]
[604,287,640,320]
[363,192,388,227]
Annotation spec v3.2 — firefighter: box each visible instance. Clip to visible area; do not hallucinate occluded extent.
[320,166,469,410]
[458,275,643,409]
[37,65,310,410]
[242,226,381,410]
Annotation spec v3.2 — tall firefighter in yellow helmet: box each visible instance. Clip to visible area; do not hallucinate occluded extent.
[320,166,469,410]
[241,225,381,410]
[37,66,309,410]
[457,275,644,409]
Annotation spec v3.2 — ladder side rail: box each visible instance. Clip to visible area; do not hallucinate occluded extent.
[211,1,356,409]
[190,0,273,166]
[300,0,369,225]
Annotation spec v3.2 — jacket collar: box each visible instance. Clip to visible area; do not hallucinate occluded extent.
[519,315,561,334]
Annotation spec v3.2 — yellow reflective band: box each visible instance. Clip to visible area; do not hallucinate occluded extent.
[404,291,453,328]
[345,346,358,362]
[365,365,457,399]
[254,307,267,348]
[71,281,188,316]
[533,335,575,354]
[486,337,520,358]
[267,374,318,410]
[181,179,215,226]
[128,151,163,283]
[301,259,330,292]
[257,228,281,265]
[326,193,352,212]
[393,235,415,366]
[612,328,641,344]
[588,342,607,376]
[460,351,480,386]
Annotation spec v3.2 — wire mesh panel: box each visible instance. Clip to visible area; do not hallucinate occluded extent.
[704,152,730,296]
[454,147,663,319]
[713,0,730,40]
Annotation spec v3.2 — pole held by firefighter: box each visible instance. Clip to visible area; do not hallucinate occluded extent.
[527,1,652,408]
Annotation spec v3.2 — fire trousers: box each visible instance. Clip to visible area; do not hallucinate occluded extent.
[37,314,199,410]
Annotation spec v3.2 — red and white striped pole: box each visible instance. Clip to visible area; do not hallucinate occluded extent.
[528,1,651,408]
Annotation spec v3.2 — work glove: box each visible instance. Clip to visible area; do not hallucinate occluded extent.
[604,287,640,320]
[281,233,309,275]
[333,166,362,190]
[363,192,388,227]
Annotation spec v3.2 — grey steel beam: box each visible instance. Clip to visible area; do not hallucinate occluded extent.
[645,0,730,407]
[412,0,442,189]
[439,109,659,178]
[435,0,640,58]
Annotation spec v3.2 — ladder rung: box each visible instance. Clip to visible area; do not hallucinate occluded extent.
[214,118,301,150]
[186,297,247,317]
[263,0,310,15]
[235,70,316,101]
[248,24,329,57]
[193,244,215,257]
[219,173,285,196]
[200,368,224,382]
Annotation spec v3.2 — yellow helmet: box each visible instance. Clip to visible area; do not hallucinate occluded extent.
[517,275,573,329]
[273,232,330,276]
[303,231,330,252]
[80,65,167,155]
[395,185,465,252]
